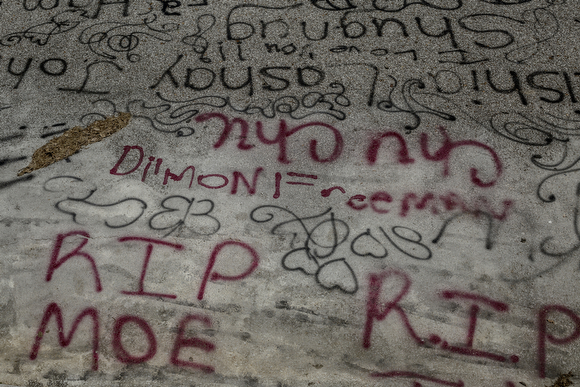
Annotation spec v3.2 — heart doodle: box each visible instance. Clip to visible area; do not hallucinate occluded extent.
[315,258,358,294]
[350,229,388,258]
[48,176,146,228]
[149,195,220,237]
[281,248,319,275]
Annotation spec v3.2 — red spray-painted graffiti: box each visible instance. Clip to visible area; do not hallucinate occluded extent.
[366,126,502,188]
[30,303,215,372]
[44,231,260,301]
[110,145,321,199]
[195,112,344,164]
[347,191,513,220]
[31,231,261,372]
[363,269,580,384]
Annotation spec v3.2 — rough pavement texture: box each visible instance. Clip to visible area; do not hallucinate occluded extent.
[0,0,580,386]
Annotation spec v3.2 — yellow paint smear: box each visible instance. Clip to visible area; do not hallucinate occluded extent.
[18,112,131,176]
[547,372,574,387]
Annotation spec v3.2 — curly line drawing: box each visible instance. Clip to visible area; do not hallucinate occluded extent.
[223,82,350,120]
[505,4,561,63]
[400,72,580,147]
[310,0,356,11]
[410,69,580,284]
[181,14,216,63]
[77,13,178,62]
[1,9,88,47]
[328,63,378,107]
[128,94,227,137]
[479,0,532,4]
[123,84,350,137]
[250,205,357,294]
[372,0,462,12]
[80,99,119,124]
[44,176,147,228]
[501,182,580,283]
[376,76,456,131]
[149,196,221,238]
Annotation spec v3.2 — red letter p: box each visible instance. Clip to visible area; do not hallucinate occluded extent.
[197,241,259,300]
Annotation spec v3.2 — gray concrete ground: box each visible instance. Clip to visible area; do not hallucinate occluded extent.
[1,0,580,386]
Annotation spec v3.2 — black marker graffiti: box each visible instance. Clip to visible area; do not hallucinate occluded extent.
[181,14,215,63]
[77,13,178,62]
[1,9,87,47]
[44,176,147,228]
[250,205,357,294]
[149,195,220,237]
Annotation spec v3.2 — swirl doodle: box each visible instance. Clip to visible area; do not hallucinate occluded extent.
[127,94,227,137]
[77,13,178,62]
[80,99,119,124]
[44,176,147,228]
[250,206,357,294]
[376,76,456,131]
[149,196,221,238]
[1,9,87,47]
[399,77,580,147]
[226,82,350,120]
[372,0,462,12]
[310,0,356,10]
[505,4,560,63]
[124,83,350,138]
[479,0,532,3]
[181,14,216,63]
[502,182,580,283]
